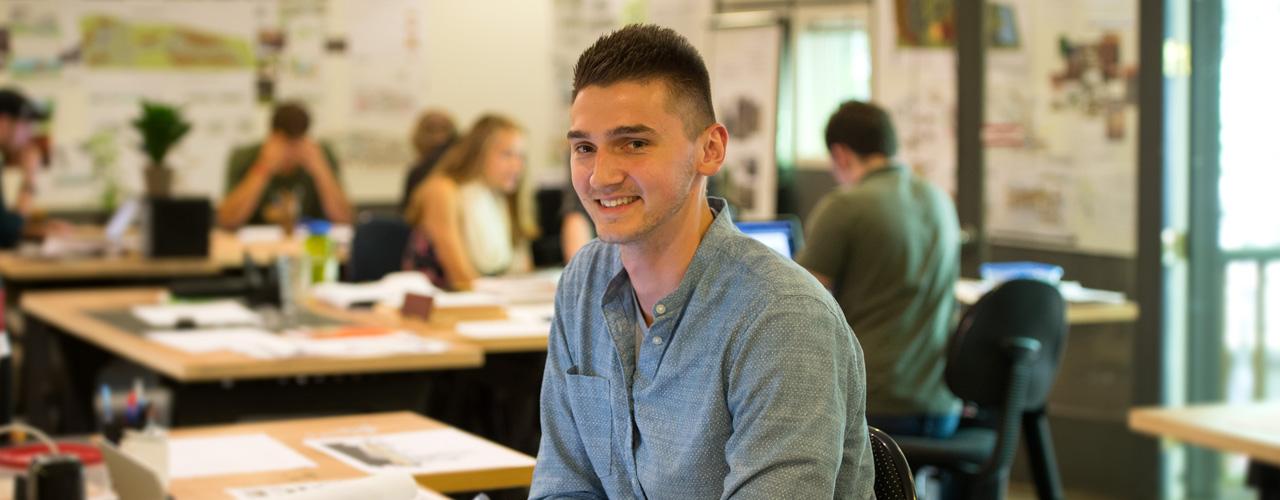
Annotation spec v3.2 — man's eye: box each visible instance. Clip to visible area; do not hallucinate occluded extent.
[625,140,647,151]
[573,144,595,154]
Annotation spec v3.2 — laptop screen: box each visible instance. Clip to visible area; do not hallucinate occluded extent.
[736,220,797,259]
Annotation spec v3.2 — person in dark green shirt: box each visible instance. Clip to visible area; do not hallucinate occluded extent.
[798,100,962,438]
[218,102,352,229]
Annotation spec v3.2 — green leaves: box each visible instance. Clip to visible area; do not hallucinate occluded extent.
[132,100,191,166]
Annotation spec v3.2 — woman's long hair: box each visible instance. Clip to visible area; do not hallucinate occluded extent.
[406,114,539,244]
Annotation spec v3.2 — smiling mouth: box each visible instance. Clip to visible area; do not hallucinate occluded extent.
[598,196,639,208]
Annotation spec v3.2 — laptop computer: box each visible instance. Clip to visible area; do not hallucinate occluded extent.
[735,218,803,259]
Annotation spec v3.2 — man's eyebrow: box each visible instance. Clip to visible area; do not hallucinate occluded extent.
[566,124,657,141]
[607,124,656,137]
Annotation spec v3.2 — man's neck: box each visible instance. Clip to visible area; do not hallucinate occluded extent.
[620,197,715,325]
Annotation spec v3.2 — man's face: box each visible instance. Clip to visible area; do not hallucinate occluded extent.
[569,81,704,245]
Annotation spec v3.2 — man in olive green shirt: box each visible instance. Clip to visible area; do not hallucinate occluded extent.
[218,102,352,229]
[798,100,961,438]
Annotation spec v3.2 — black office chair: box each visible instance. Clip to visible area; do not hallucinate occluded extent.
[894,279,1067,500]
[870,425,918,500]
[346,213,412,283]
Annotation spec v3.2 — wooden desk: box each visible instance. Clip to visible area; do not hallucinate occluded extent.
[1130,403,1280,467]
[22,288,482,381]
[327,303,550,354]
[20,288,483,432]
[168,412,534,498]
[1130,403,1280,496]
[0,229,318,284]
[956,279,1140,325]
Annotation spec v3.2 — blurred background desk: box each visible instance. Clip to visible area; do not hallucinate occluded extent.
[19,287,481,433]
[168,411,534,499]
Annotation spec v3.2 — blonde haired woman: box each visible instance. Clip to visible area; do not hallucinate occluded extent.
[404,114,538,290]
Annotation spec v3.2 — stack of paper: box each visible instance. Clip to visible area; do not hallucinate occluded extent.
[311,272,437,309]
[133,301,262,328]
[286,329,450,358]
[147,328,449,359]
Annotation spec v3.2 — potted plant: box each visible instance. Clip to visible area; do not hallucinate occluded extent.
[132,100,191,198]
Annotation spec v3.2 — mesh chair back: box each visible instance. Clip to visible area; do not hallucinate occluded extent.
[347,214,412,283]
[869,426,918,500]
[945,279,1067,409]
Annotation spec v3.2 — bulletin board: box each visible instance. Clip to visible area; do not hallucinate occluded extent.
[0,0,428,211]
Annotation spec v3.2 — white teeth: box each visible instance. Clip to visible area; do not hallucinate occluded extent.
[600,196,638,208]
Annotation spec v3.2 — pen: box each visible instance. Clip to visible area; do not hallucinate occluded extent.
[101,384,112,424]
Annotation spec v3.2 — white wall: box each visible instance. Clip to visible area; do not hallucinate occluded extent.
[420,0,560,186]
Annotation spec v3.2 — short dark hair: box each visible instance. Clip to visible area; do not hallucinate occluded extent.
[572,24,715,138]
[270,102,311,139]
[825,100,898,158]
[0,88,47,121]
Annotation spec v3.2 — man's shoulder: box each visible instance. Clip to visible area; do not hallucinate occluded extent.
[713,232,841,311]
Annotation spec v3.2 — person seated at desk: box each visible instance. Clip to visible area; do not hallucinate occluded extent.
[798,100,962,438]
[403,114,538,290]
[0,88,58,248]
[399,109,458,212]
[532,25,874,499]
[218,102,352,229]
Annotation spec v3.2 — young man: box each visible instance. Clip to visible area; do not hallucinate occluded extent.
[799,100,961,438]
[218,102,352,229]
[532,25,874,499]
[0,88,48,248]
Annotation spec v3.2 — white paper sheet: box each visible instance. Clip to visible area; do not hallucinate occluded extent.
[433,292,506,308]
[226,474,444,500]
[133,301,262,328]
[286,330,450,358]
[471,271,561,304]
[146,328,299,358]
[504,303,556,323]
[454,320,551,340]
[147,328,448,359]
[304,428,535,476]
[169,433,315,479]
[310,272,436,309]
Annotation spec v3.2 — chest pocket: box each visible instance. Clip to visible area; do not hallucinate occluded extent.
[565,370,614,477]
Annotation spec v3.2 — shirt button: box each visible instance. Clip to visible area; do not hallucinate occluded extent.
[652,336,663,346]
[655,303,667,315]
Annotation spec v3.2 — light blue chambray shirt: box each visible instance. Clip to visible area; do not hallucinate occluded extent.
[531,198,875,500]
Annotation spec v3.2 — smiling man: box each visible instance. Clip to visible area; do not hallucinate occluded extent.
[531,25,874,499]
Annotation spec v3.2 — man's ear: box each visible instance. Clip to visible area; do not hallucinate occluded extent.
[695,123,728,177]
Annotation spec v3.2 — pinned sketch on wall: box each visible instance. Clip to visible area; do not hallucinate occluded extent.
[894,0,1021,49]
[334,0,427,170]
[876,1,956,194]
[984,0,1138,256]
[709,23,781,220]
[79,15,253,69]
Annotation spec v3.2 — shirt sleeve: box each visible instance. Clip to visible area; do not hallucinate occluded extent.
[529,266,608,500]
[797,195,855,284]
[721,295,874,499]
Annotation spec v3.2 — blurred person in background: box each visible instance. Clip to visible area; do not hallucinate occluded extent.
[0,88,61,248]
[404,114,538,290]
[400,109,458,212]
[218,102,352,229]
